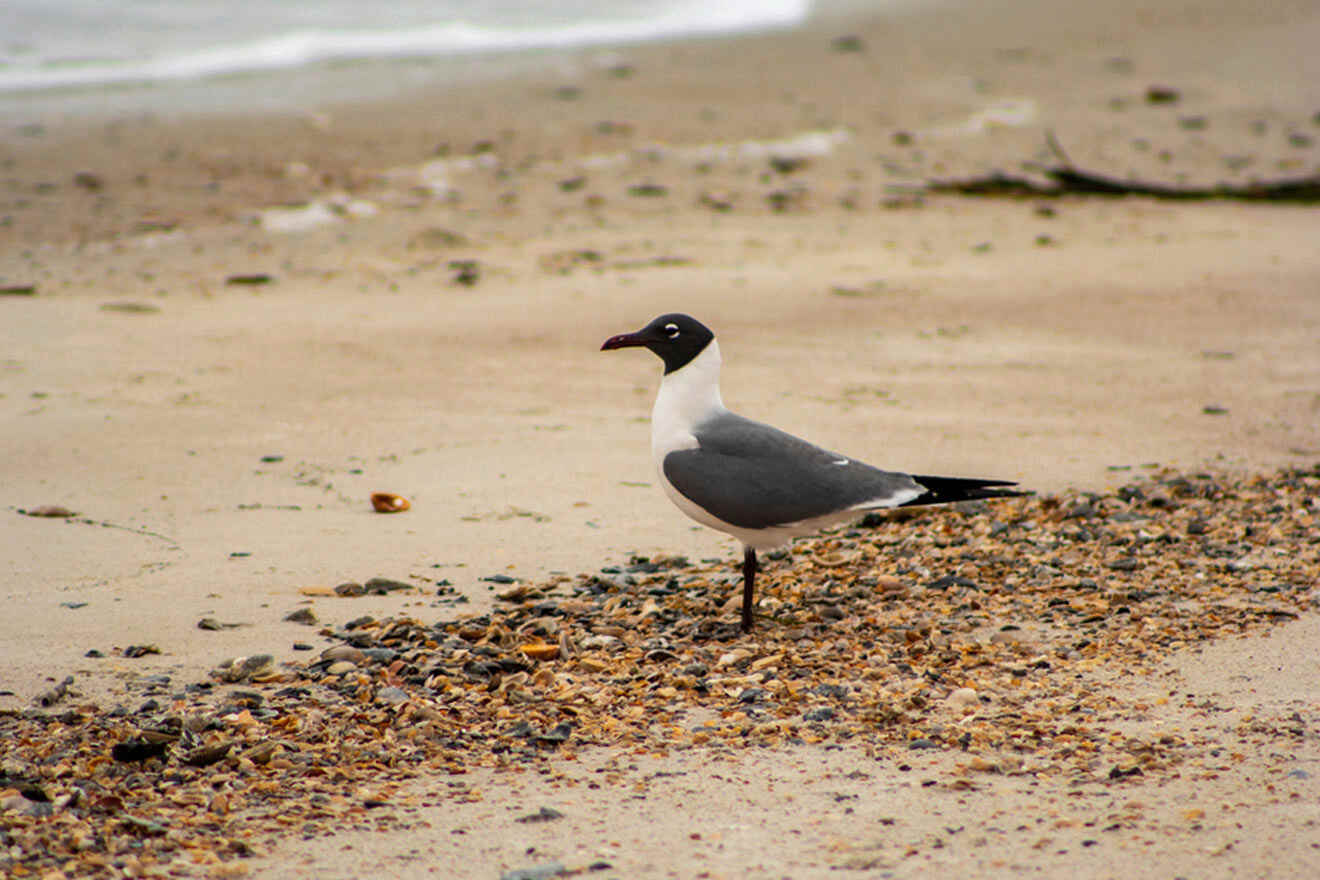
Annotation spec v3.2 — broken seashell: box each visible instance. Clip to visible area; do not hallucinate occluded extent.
[520,642,560,661]
[370,493,410,513]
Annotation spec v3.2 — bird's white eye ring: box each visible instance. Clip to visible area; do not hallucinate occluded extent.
[664,323,679,338]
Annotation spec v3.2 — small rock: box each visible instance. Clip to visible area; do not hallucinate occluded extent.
[283,608,317,625]
[334,582,366,597]
[537,722,573,744]
[111,739,169,763]
[1109,764,1144,780]
[698,190,735,211]
[408,227,467,249]
[182,742,232,767]
[769,155,809,175]
[927,575,978,590]
[73,171,104,191]
[500,863,566,880]
[946,687,979,710]
[814,683,850,700]
[580,634,620,651]
[818,604,845,620]
[716,649,750,669]
[515,806,565,824]
[224,273,273,286]
[325,660,358,676]
[34,676,74,708]
[364,577,412,594]
[123,644,160,658]
[449,260,480,286]
[216,654,274,682]
[1145,85,1180,104]
[197,618,241,631]
[321,645,366,664]
[375,686,408,706]
[627,182,668,197]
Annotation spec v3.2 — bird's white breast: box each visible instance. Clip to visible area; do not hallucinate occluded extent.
[649,339,725,463]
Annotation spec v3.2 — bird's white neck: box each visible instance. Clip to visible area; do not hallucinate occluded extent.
[651,339,725,458]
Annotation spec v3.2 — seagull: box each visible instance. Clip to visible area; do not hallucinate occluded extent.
[601,313,1027,633]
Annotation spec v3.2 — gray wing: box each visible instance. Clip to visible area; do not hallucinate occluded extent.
[663,412,921,529]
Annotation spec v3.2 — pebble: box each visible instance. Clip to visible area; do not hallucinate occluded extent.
[321,645,366,664]
[500,863,566,880]
[873,575,907,593]
[515,806,564,824]
[325,660,358,676]
[215,654,275,682]
[375,686,408,706]
[946,687,980,710]
[363,577,412,594]
[580,634,620,650]
[284,608,318,625]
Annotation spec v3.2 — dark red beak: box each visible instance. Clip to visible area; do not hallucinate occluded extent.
[600,331,649,351]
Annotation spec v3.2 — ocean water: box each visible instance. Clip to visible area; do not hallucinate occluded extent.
[0,0,811,96]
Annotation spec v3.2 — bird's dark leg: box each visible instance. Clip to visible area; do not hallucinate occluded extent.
[741,547,758,633]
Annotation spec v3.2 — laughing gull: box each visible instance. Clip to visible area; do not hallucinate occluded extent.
[601,313,1027,633]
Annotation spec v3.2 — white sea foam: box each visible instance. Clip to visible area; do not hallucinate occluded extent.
[0,0,810,95]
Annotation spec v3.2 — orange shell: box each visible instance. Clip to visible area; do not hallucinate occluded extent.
[370,493,411,513]
[520,642,560,661]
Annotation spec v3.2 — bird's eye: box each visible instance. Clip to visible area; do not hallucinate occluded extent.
[664,323,679,338]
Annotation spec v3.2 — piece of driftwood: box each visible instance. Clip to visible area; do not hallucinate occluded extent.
[927,132,1320,203]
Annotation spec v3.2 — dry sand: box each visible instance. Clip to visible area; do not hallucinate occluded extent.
[2,0,1319,876]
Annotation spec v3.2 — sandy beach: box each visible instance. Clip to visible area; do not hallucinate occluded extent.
[3,0,1319,876]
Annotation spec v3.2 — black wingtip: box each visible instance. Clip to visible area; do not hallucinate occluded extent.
[903,475,1032,507]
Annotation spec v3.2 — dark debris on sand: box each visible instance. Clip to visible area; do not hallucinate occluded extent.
[2,467,1317,875]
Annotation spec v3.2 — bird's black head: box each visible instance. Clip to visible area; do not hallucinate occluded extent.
[600,313,715,374]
